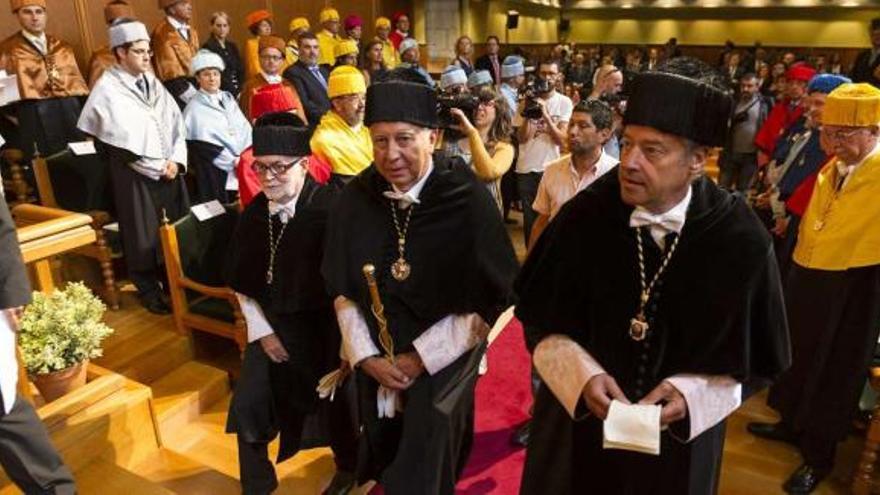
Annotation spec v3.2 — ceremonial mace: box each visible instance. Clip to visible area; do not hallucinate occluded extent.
[363,264,395,364]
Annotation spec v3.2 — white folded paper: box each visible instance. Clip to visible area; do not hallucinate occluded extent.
[190,200,226,221]
[0,71,21,107]
[377,385,403,418]
[603,400,662,455]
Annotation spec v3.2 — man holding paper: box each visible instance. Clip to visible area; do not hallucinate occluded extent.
[515,57,791,494]
[77,20,189,315]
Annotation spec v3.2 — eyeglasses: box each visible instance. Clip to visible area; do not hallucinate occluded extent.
[478,99,497,109]
[260,54,285,62]
[823,127,864,142]
[251,158,303,176]
[335,93,366,103]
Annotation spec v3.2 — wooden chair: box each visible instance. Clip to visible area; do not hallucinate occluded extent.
[159,204,247,351]
[31,149,120,309]
[1,147,34,205]
[853,365,880,494]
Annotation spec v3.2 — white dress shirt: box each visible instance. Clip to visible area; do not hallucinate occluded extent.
[21,30,47,55]
[629,184,692,249]
[167,16,190,41]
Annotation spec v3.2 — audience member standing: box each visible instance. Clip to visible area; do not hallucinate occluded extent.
[79,21,190,314]
[243,9,273,82]
[151,0,199,108]
[283,32,331,129]
[317,8,341,68]
[202,11,244,96]
[851,18,880,87]
[475,36,503,86]
[515,59,573,243]
[719,73,767,191]
[87,1,134,88]
[239,36,304,123]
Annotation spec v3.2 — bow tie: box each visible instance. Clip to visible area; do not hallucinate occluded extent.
[383,190,420,209]
[268,201,296,223]
[630,208,685,248]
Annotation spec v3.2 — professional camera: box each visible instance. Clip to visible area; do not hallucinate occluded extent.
[437,90,481,130]
[520,77,552,120]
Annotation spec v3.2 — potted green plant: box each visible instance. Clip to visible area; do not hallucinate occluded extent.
[18,282,114,402]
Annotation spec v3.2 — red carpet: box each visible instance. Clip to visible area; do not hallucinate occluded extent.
[456,318,532,495]
[368,319,532,495]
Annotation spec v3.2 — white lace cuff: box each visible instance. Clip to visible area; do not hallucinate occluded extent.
[412,313,488,376]
[334,296,380,366]
[534,334,606,418]
[665,374,742,442]
[235,293,274,343]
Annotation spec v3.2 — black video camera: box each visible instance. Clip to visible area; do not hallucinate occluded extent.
[437,90,481,131]
[520,77,552,120]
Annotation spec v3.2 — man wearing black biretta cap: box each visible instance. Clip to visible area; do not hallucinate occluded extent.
[321,69,519,494]
[515,57,791,495]
[225,115,359,495]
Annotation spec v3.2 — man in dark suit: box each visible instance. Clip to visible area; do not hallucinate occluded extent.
[0,151,76,494]
[283,31,330,128]
[850,18,880,87]
[475,35,502,86]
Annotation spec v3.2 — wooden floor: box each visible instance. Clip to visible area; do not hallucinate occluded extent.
[1,214,869,494]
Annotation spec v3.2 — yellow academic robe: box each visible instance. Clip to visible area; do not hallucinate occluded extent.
[794,150,880,271]
[317,29,338,67]
[379,37,399,69]
[310,110,373,176]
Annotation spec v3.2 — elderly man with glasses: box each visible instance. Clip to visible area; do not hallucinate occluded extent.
[225,115,358,495]
[749,82,880,494]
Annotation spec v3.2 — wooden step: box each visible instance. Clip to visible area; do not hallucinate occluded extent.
[0,458,174,495]
[133,448,241,494]
[151,361,230,446]
[96,329,194,384]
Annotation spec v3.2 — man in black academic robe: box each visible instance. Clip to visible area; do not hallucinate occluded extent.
[515,58,790,495]
[322,76,518,494]
[77,21,189,314]
[224,119,358,495]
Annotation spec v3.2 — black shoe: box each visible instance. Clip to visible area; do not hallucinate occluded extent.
[323,469,356,495]
[747,421,798,444]
[510,420,530,448]
[142,295,171,315]
[783,463,828,494]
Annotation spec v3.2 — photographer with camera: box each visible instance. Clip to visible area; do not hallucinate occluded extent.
[515,59,573,243]
[439,88,515,213]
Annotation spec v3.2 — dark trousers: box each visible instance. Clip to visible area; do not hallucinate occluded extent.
[0,394,76,495]
[516,172,543,245]
[718,151,758,191]
[237,438,277,495]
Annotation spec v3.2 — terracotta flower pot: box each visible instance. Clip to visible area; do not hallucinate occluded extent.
[30,360,89,403]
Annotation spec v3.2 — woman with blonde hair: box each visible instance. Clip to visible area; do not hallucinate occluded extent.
[451,35,475,75]
[446,87,515,212]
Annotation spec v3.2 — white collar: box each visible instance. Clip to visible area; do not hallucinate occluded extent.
[837,140,880,186]
[21,30,46,50]
[629,185,693,249]
[168,16,189,31]
[268,194,299,223]
[262,72,282,84]
[384,159,434,208]
[115,66,149,87]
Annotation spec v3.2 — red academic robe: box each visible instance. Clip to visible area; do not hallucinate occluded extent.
[754,100,804,158]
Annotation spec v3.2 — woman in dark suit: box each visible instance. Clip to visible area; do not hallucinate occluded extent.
[202,11,244,97]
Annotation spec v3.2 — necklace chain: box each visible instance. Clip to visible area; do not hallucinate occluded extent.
[390,201,414,260]
[635,227,680,316]
[266,210,289,285]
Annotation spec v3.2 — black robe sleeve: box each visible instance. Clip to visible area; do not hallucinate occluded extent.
[0,191,31,309]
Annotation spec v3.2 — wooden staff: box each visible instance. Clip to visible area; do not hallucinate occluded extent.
[363,264,395,364]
